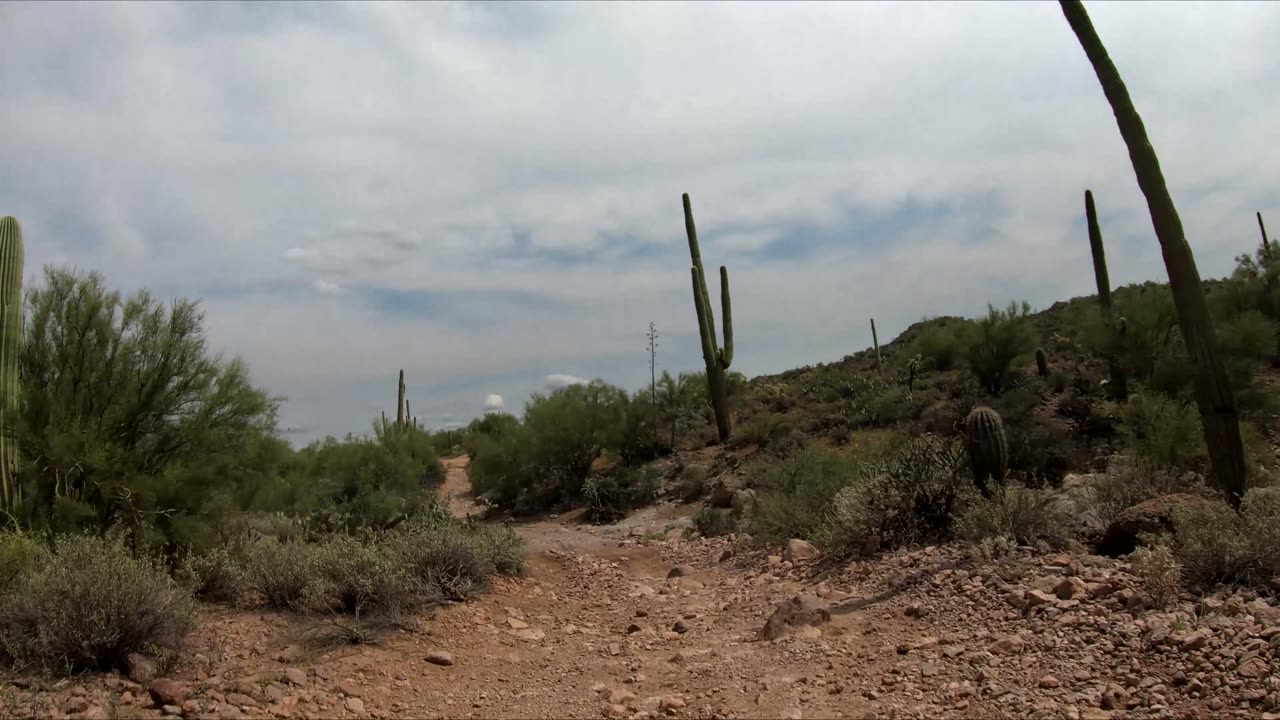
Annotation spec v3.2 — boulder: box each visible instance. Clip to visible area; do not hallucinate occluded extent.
[1097,493,1224,557]
[759,594,831,641]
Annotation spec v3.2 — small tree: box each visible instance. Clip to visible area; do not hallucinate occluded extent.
[965,301,1036,395]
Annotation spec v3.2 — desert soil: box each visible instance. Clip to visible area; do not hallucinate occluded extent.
[4,455,1280,720]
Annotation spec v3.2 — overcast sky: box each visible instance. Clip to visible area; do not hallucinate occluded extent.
[3,1,1277,444]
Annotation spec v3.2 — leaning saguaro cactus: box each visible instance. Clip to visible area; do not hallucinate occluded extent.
[963,406,1008,499]
[870,318,882,374]
[1062,0,1247,508]
[0,216,23,521]
[1085,190,1128,401]
[683,193,734,443]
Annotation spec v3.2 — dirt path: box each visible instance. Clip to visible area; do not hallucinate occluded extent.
[8,457,1278,720]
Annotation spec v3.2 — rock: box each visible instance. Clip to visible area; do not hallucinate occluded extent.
[1238,657,1268,679]
[659,696,686,713]
[673,621,690,634]
[607,688,637,706]
[64,697,91,714]
[1097,494,1224,557]
[730,489,757,512]
[425,651,454,666]
[345,697,365,714]
[708,481,735,508]
[507,617,530,629]
[1039,675,1061,689]
[782,539,819,563]
[627,623,643,634]
[127,653,159,685]
[149,679,188,707]
[759,594,831,641]
[718,549,733,562]
[226,692,258,707]
[284,668,308,686]
[667,565,694,578]
[516,628,546,641]
[1054,577,1085,600]
[161,705,182,716]
[604,703,629,718]
[338,681,363,698]
[991,635,1025,655]
[609,643,622,656]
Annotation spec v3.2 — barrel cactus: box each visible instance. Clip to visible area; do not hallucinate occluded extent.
[964,406,1008,498]
[1035,347,1049,378]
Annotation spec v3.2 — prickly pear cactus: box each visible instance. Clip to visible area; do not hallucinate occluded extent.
[964,405,1008,498]
[1035,347,1049,378]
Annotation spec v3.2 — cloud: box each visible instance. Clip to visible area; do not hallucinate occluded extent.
[483,394,506,414]
[544,374,588,391]
[2,1,1277,444]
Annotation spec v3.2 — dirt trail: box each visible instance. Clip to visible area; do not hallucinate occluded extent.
[9,457,1277,720]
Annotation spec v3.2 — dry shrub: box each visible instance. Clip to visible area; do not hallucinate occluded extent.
[0,534,195,674]
[1130,545,1182,609]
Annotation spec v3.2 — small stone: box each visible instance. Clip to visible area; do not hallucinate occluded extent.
[667,565,695,578]
[149,679,188,708]
[673,621,690,634]
[284,668,307,686]
[345,697,365,714]
[783,539,819,563]
[64,697,91,714]
[507,617,530,629]
[161,705,182,716]
[425,651,454,666]
[627,624,643,634]
[991,635,1025,655]
[1039,675,1061,689]
[659,696,686,713]
[635,609,649,618]
[609,643,623,656]
[226,692,257,707]
[127,653,159,685]
[608,688,637,705]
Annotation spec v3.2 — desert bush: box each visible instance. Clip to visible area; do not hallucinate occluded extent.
[1129,545,1182,609]
[1119,393,1207,474]
[241,537,316,610]
[176,543,246,604]
[953,485,1072,548]
[468,523,527,576]
[0,533,195,674]
[0,532,47,597]
[847,376,914,428]
[1167,486,1280,590]
[582,466,662,523]
[384,523,495,601]
[1084,459,1208,531]
[728,412,794,450]
[693,506,737,537]
[908,318,974,373]
[965,301,1037,395]
[676,464,710,501]
[304,535,413,617]
[747,446,864,543]
[820,436,966,554]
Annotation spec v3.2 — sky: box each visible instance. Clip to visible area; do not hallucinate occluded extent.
[2,1,1278,445]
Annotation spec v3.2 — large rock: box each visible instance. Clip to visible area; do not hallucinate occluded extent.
[782,539,819,563]
[1097,493,1224,557]
[759,594,831,641]
[707,481,735,508]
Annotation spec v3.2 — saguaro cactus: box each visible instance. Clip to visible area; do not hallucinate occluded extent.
[870,318,882,374]
[964,406,1008,499]
[1,216,23,521]
[683,193,734,443]
[1062,0,1247,507]
[396,369,407,432]
[1086,190,1128,400]
[1035,347,1049,378]
[1258,212,1271,261]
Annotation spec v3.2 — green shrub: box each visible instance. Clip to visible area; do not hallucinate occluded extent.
[965,301,1037,395]
[953,485,1072,548]
[0,533,195,674]
[582,467,662,523]
[676,464,710,501]
[304,535,413,617]
[693,507,737,537]
[0,532,47,597]
[1119,393,1207,474]
[1168,486,1280,590]
[819,436,966,554]
[177,544,246,604]
[908,319,974,373]
[747,446,864,543]
[385,524,494,601]
[468,523,527,577]
[241,537,316,610]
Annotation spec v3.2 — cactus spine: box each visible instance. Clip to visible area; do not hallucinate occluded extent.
[1,217,23,522]
[1085,190,1128,401]
[1035,347,1049,378]
[1062,0,1247,507]
[870,318,882,374]
[963,406,1008,499]
[683,193,734,443]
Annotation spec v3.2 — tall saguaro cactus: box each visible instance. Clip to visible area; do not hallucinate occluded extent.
[1061,0,1247,507]
[683,193,734,443]
[396,369,407,432]
[870,318,882,374]
[0,216,24,521]
[1085,190,1128,400]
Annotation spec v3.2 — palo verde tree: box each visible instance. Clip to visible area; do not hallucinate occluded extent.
[1060,0,1248,507]
[13,266,281,546]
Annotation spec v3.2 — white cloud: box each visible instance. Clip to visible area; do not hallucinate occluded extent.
[2,1,1277,443]
[544,374,588,390]
[482,394,506,414]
